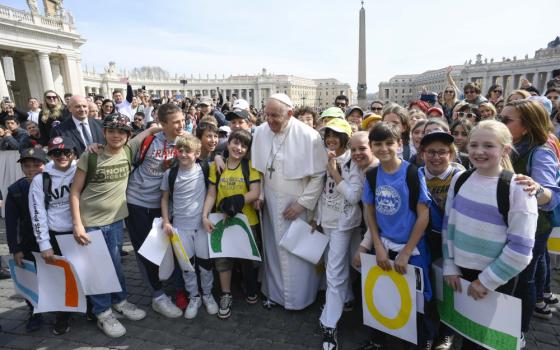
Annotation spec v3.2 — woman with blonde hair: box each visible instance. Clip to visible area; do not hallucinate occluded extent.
[38,90,69,145]
[501,99,560,342]
[441,85,460,122]
[506,89,531,103]
[479,101,497,121]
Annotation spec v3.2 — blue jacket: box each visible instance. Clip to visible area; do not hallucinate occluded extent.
[5,177,38,254]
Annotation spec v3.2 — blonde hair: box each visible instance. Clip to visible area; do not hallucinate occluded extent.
[506,99,551,148]
[40,90,64,123]
[506,89,530,103]
[175,133,201,153]
[469,120,513,171]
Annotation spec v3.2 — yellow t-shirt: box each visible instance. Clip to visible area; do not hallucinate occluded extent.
[209,159,261,226]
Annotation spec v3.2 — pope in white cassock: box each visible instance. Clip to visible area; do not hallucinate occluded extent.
[252,94,328,310]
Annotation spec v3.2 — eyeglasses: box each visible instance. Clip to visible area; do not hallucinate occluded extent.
[50,149,73,158]
[458,112,477,119]
[424,150,450,158]
[464,90,476,94]
[45,95,57,100]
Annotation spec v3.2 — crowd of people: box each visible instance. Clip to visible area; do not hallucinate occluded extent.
[1,67,560,350]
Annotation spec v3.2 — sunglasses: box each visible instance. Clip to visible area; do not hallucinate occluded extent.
[458,112,477,119]
[493,90,503,94]
[335,102,347,107]
[444,90,454,94]
[50,149,73,158]
[45,96,58,100]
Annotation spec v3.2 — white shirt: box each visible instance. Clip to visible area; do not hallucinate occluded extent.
[72,116,91,146]
[28,110,40,124]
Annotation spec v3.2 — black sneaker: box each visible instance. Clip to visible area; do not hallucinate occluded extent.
[218,293,232,319]
[356,339,383,350]
[0,268,10,280]
[419,339,433,350]
[544,293,559,307]
[321,325,338,350]
[343,300,354,312]
[25,313,42,332]
[120,250,129,257]
[53,313,71,335]
[434,335,454,350]
[245,294,258,305]
[534,303,553,319]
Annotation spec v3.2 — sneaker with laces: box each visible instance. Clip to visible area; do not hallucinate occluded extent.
[184,295,202,319]
[152,294,182,318]
[113,300,146,321]
[52,313,71,335]
[175,290,188,310]
[96,309,126,338]
[218,293,233,319]
[434,335,454,350]
[544,293,559,307]
[245,294,258,305]
[534,302,553,319]
[321,325,338,350]
[202,293,218,315]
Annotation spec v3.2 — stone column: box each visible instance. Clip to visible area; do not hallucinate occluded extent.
[63,55,82,95]
[533,72,540,90]
[22,54,42,100]
[37,51,55,92]
[0,61,9,99]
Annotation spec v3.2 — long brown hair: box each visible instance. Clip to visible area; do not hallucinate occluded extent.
[506,99,551,148]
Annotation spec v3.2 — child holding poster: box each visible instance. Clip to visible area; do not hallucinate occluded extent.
[29,136,78,335]
[442,120,538,349]
[5,147,47,332]
[70,114,149,338]
[362,122,433,349]
[202,129,261,320]
[161,134,219,320]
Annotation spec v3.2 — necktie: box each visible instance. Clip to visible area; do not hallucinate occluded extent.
[81,122,92,145]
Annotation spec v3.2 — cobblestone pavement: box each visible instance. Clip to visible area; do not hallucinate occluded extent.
[0,218,559,350]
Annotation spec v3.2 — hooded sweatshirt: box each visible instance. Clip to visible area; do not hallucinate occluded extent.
[29,161,77,251]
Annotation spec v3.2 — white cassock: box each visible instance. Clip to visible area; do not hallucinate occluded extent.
[252,117,327,310]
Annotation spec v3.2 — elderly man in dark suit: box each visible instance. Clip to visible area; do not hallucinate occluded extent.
[50,95,104,156]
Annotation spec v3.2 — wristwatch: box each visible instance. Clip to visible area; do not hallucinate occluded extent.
[535,186,545,199]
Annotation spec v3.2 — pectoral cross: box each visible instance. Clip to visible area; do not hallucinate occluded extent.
[267,163,275,179]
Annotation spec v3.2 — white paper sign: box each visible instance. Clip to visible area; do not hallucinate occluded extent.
[56,231,122,295]
[138,217,170,265]
[361,253,418,345]
[158,245,174,281]
[279,218,329,265]
[32,252,86,313]
[207,213,261,261]
[171,229,195,272]
[8,258,38,307]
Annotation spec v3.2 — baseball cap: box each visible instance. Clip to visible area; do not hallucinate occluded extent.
[218,125,231,134]
[420,129,454,147]
[18,147,48,163]
[47,136,76,154]
[346,106,364,118]
[232,98,250,111]
[320,118,353,138]
[103,113,132,132]
[199,97,213,106]
[319,107,345,120]
[226,109,250,122]
[427,107,444,117]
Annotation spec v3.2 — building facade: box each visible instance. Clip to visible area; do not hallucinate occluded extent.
[0,1,85,108]
[378,38,560,106]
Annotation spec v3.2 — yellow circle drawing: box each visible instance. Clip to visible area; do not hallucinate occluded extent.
[364,265,412,330]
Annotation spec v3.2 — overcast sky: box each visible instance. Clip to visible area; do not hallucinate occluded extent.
[4,0,559,93]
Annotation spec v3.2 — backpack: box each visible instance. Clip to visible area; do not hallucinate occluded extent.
[365,162,420,215]
[453,169,513,225]
[134,134,156,168]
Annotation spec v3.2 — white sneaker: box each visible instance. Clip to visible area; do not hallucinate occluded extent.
[113,300,146,321]
[152,294,182,318]
[184,295,202,319]
[202,293,218,315]
[96,309,126,338]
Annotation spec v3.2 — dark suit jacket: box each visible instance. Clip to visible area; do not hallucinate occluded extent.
[50,116,105,156]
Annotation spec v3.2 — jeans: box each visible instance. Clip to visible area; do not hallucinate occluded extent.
[86,220,128,315]
[536,251,552,301]
[514,231,551,332]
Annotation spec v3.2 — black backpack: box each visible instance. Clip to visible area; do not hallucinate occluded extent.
[365,163,420,215]
[453,169,513,226]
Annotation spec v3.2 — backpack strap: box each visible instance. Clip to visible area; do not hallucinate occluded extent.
[497,170,513,226]
[84,152,98,188]
[199,160,210,189]
[241,158,251,192]
[135,134,155,167]
[365,166,379,199]
[42,172,52,210]
[168,165,179,195]
[453,168,476,198]
[405,163,419,215]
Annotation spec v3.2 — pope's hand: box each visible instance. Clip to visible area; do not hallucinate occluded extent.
[283,202,305,220]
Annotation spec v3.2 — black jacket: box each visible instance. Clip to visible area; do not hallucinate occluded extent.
[50,116,105,156]
[5,177,38,254]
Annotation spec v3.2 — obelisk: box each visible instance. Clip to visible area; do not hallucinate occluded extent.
[357,1,367,108]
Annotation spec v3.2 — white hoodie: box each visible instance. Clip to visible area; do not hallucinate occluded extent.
[29,161,77,251]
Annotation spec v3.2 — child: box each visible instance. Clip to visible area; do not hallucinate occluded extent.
[29,136,78,335]
[442,120,538,349]
[70,114,150,338]
[196,121,219,163]
[161,134,219,320]
[5,147,47,332]
[362,122,433,349]
[202,129,261,319]
[315,119,363,350]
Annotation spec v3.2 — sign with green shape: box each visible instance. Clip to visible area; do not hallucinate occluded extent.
[207,213,261,261]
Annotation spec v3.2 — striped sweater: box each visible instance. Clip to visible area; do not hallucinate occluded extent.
[442,171,538,291]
